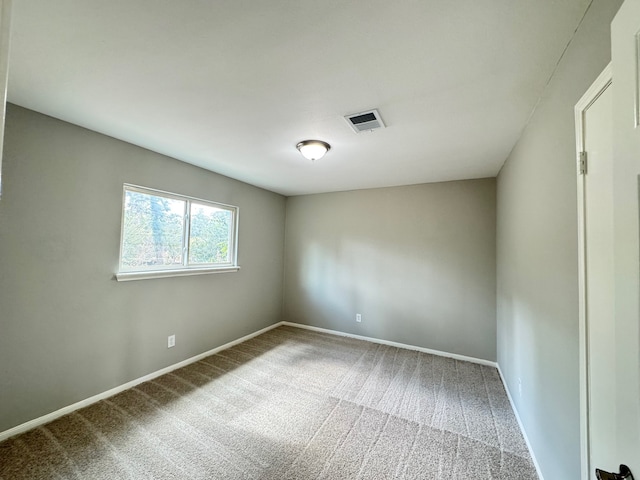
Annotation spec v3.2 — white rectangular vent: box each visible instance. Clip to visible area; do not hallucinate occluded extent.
[344,109,385,133]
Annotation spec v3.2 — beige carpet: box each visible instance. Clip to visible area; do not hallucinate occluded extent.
[0,326,538,479]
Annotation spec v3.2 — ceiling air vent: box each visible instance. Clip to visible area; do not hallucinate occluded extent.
[344,109,385,133]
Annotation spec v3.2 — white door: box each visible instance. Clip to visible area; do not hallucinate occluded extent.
[576,66,618,479]
[607,0,640,476]
[577,69,616,479]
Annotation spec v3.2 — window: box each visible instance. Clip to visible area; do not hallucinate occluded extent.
[116,185,239,281]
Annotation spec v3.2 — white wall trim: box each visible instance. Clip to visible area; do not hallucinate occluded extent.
[2,320,506,446]
[497,364,544,480]
[0,322,284,442]
[115,265,240,282]
[282,321,498,367]
[0,0,13,199]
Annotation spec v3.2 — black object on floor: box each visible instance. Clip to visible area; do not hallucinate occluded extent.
[596,464,634,480]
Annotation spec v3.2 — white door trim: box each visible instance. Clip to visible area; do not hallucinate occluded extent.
[574,63,612,480]
[0,0,12,198]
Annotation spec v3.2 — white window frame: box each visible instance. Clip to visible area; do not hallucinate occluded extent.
[116,184,240,281]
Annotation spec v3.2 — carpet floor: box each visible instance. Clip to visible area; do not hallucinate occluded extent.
[0,326,538,479]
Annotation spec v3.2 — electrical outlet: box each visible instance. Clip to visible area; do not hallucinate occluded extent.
[518,378,522,397]
[356,313,362,323]
[168,335,175,348]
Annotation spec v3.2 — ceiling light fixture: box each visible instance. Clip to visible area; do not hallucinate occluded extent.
[296,140,331,161]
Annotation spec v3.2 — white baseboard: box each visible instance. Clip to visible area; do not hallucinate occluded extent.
[0,319,503,445]
[0,322,284,442]
[496,364,544,480]
[282,321,498,368]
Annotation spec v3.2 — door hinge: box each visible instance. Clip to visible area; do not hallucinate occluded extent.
[579,151,588,175]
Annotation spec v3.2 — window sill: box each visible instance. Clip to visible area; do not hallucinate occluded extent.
[115,266,241,282]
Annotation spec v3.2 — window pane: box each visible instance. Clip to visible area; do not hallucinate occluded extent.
[121,190,185,270]
[188,202,232,265]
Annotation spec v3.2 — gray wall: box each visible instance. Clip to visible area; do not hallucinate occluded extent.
[283,179,497,361]
[0,105,286,433]
[496,0,621,478]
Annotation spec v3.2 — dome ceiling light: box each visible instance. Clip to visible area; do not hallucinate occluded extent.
[296,140,331,161]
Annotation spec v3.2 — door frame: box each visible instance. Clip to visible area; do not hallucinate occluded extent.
[0,0,11,198]
[575,63,613,480]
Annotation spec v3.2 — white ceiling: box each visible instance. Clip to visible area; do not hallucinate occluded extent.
[8,0,590,196]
